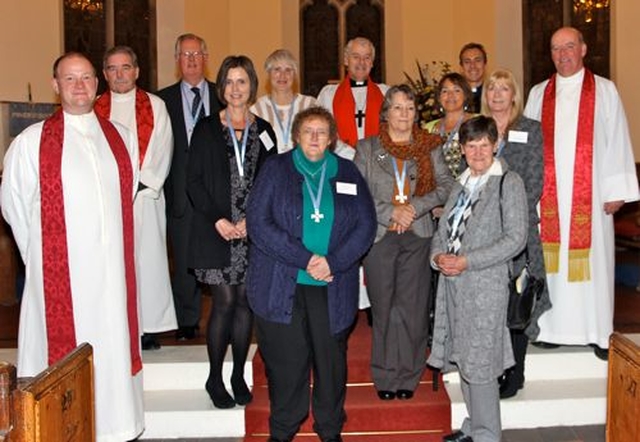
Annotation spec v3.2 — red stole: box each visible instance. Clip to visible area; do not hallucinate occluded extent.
[540,69,595,282]
[332,77,384,147]
[39,109,142,374]
[94,88,154,167]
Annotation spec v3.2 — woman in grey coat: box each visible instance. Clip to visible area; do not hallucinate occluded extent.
[354,84,453,401]
[428,116,528,442]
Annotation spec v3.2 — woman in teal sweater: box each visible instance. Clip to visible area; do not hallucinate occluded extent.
[246,107,376,442]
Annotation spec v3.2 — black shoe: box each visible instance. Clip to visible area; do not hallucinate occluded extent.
[231,377,253,406]
[377,390,396,400]
[531,341,560,349]
[141,334,161,350]
[591,344,609,361]
[267,438,291,442]
[396,389,414,400]
[322,437,343,442]
[176,325,198,340]
[443,430,473,442]
[499,371,524,399]
[205,379,236,409]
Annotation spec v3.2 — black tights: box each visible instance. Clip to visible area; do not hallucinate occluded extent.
[206,283,253,398]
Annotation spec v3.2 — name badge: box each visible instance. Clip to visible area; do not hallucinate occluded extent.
[336,182,357,195]
[508,130,528,144]
[259,131,275,151]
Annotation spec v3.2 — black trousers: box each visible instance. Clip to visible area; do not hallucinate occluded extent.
[256,284,349,441]
[167,208,200,327]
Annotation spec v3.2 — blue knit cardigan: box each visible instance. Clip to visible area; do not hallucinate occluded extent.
[246,150,376,335]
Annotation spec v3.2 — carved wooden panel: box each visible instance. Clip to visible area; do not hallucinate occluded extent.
[9,344,95,442]
[607,333,640,442]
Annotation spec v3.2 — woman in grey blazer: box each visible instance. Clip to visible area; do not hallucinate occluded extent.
[482,68,551,399]
[428,116,528,442]
[354,84,454,401]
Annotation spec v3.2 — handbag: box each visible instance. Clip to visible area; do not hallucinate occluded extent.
[507,253,545,329]
[498,173,545,330]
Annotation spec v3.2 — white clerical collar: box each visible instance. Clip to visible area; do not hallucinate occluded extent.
[557,68,585,85]
[63,110,99,135]
[111,88,136,102]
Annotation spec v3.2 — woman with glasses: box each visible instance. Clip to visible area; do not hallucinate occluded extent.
[246,106,376,442]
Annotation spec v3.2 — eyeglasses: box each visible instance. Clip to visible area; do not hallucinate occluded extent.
[179,51,205,58]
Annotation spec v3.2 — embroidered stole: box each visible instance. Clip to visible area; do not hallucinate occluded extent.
[39,109,142,374]
[94,88,154,167]
[540,69,595,282]
[332,76,384,147]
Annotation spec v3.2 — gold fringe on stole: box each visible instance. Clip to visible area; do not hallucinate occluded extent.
[543,242,560,273]
[568,248,591,282]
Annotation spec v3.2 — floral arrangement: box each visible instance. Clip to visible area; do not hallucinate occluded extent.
[404,60,452,130]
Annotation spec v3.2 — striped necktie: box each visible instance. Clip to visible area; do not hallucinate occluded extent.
[191,86,205,121]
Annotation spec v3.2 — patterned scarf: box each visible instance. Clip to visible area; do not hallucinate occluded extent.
[446,185,482,254]
[540,69,595,282]
[378,123,442,196]
[39,109,141,374]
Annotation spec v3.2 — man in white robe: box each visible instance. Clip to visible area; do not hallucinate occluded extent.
[97,46,177,350]
[317,37,389,160]
[1,52,144,441]
[524,27,639,356]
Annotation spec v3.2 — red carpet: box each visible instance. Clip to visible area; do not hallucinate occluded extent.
[244,313,452,441]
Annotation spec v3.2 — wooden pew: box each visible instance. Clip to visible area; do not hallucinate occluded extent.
[0,343,94,442]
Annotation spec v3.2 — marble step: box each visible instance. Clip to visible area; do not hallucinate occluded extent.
[140,344,256,439]
[0,342,612,439]
[443,344,608,431]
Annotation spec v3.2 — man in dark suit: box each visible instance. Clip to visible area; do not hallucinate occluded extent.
[157,33,221,340]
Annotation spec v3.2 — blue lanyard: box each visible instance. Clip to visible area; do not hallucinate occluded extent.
[303,161,328,223]
[392,158,408,203]
[225,111,250,178]
[269,95,296,148]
